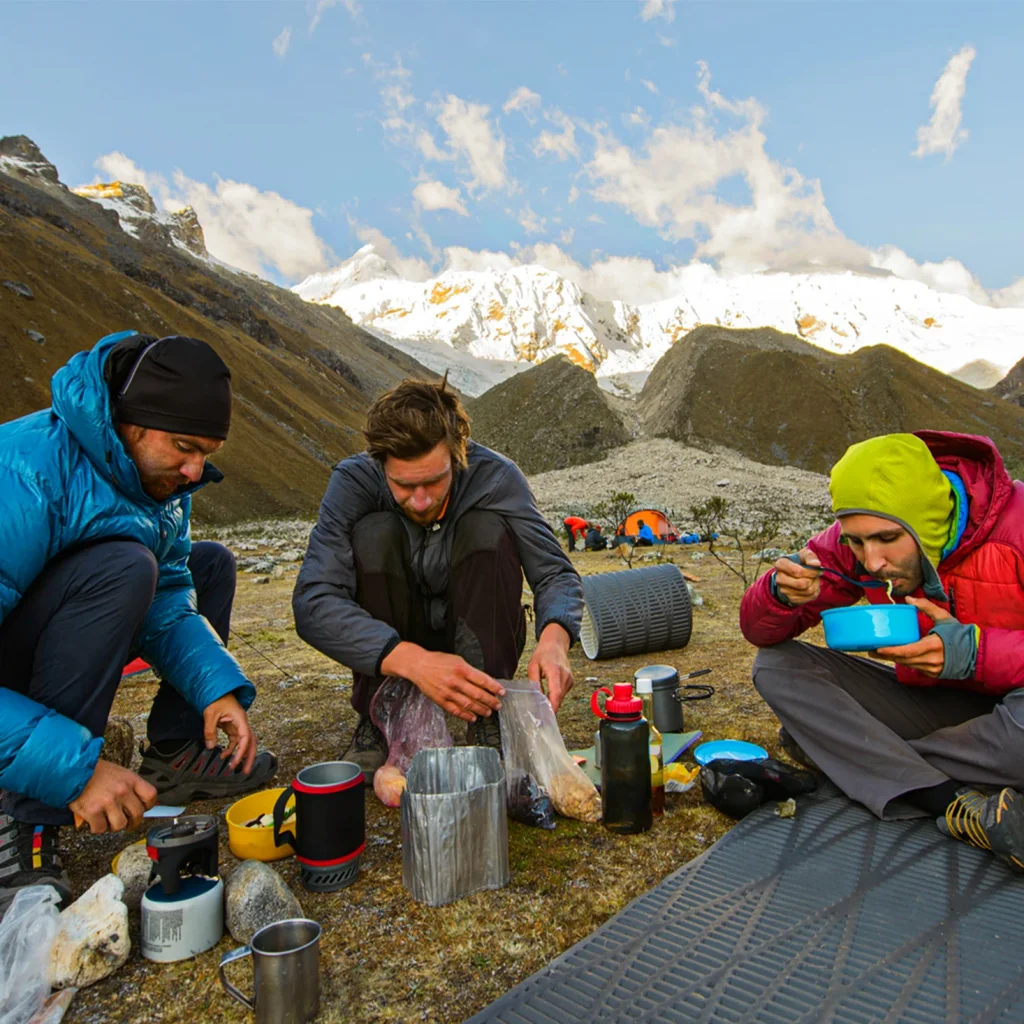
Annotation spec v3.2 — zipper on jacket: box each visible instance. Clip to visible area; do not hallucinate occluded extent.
[948,581,956,619]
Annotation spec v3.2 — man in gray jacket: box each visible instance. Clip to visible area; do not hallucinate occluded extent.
[293,377,584,777]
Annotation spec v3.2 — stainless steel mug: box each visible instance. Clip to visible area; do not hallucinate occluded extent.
[219,918,321,1023]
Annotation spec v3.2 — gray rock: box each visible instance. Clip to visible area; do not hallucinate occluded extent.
[253,575,271,584]
[115,842,153,910]
[51,875,129,989]
[102,716,136,769]
[225,860,303,945]
[244,557,277,574]
[25,328,46,344]
[715,479,730,487]
[278,548,303,562]
[2,279,34,299]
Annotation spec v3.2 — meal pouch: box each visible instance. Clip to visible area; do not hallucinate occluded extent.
[499,681,601,826]
[370,676,453,807]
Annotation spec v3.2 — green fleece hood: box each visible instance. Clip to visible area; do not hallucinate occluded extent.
[829,433,955,600]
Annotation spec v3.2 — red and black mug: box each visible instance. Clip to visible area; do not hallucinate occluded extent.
[273,761,365,892]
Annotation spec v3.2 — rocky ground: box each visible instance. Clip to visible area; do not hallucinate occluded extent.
[59,510,832,1024]
[528,437,833,537]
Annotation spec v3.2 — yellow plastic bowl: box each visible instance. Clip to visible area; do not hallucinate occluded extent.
[226,788,295,862]
[111,838,146,875]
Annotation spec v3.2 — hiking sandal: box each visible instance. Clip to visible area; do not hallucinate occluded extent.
[138,740,277,805]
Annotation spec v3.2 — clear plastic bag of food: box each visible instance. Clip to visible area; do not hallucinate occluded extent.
[0,885,61,1024]
[370,676,453,807]
[499,681,601,826]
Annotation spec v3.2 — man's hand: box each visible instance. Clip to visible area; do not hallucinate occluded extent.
[382,643,505,722]
[874,596,949,677]
[528,623,574,713]
[69,759,157,834]
[772,548,823,606]
[203,693,257,773]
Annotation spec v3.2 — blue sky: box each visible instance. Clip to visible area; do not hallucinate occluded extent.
[1,1,1021,304]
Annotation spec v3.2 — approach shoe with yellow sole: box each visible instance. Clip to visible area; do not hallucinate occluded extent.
[939,786,1024,873]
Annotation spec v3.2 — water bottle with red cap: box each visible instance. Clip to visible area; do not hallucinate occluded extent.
[591,683,653,834]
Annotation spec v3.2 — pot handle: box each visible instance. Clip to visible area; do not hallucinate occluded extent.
[272,785,296,848]
[590,686,613,720]
[219,944,254,1010]
[673,684,715,703]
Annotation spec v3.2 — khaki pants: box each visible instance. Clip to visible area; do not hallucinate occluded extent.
[752,640,1024,819]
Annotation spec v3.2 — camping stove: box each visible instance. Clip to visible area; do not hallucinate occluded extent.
[141,814,224,963]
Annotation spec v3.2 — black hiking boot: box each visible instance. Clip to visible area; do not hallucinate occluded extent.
[939,787,1024,873]
[342,715,388,782]
[466,712,502,752]
[0,814,73,916]
[138,740,277,805]
[778,726,820,773]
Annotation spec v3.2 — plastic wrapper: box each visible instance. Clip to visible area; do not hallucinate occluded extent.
[401,747,509,906]
[0,885,61,1024]
[370,676,452,807]
[499,682,602,826]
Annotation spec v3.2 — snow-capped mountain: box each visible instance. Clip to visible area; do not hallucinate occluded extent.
[294,245,1024,396]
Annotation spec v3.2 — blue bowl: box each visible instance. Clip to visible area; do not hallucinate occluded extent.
[820,604,920,652]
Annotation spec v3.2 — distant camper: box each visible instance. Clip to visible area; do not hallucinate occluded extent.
[635,519,656,546]
[585,524,608,551]
[563,515,589,552]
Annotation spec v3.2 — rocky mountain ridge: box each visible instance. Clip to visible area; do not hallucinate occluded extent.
[294,244,1024,397]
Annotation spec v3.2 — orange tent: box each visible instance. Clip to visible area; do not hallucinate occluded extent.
[616,509,677,539]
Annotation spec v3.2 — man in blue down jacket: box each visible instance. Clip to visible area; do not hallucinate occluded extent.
[0,331,275,912]
[293,377,584,780]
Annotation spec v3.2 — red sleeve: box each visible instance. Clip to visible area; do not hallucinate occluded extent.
[739,523,862,647]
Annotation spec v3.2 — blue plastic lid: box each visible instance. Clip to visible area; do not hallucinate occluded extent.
[693,739,768,765]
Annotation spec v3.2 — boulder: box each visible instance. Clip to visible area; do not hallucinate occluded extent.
[114,842,153,910]
[101,716,137,770]
[225,860,303,945]
[51,875,129,989]
[25,329,46,344]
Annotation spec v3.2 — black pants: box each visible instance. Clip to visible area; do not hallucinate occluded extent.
[0,540,236,823]
[350,510,527,715]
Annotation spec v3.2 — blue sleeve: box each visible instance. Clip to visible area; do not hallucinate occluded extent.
[0,689,102,808]
[0,467,58,625]
[138,512,255,712]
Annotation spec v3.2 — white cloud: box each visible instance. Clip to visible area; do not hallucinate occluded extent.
[587,214,605,224]
[436,95,508,192]
[568,185,580,204]
[272,27,291,58]
[416,130,450,162]
[503,86,542,121]
[640,0,675,23]
[641,79,659,95]
[625,107,649,128]
[309,0,361,33]
[559,228,575,246]
[584,61,866,274]
[518,205,546,235]
[413,179,469,216]
[993,278,1024,309]
[532,109,579,161]
[93,152,333,281]
[913,45,976,160]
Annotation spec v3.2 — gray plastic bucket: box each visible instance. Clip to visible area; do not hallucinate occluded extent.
[579,564,693,661]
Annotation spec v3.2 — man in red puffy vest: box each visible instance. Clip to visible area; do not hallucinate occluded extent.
[741,431,1024,873]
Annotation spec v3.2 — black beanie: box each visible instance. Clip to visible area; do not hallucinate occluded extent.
[105,334,232,439]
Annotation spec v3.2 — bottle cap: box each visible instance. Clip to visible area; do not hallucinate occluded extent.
[635,678,653,695]
[592,682,642,719]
